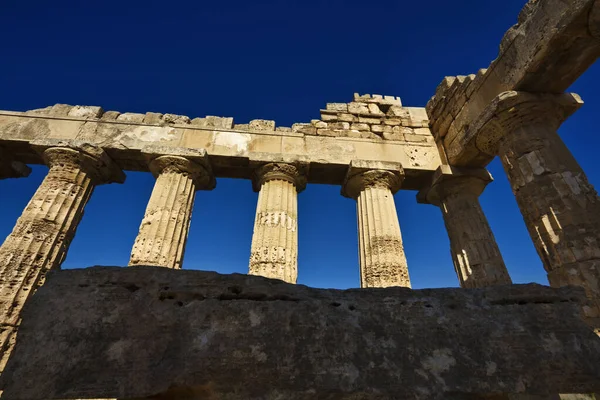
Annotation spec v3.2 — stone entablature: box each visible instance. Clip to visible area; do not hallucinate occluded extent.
[427,0,600,167]
[0,96,440,190]
[24,93,432,144]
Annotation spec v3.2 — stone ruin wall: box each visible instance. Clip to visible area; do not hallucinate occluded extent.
[27,93,430,143]
[0,93,439,189]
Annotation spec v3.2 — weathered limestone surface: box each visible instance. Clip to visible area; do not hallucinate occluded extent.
[0,147,30,180]
[0,140,124,371]
[249,163,306,283]
[2,267,600,399]
[343,161,410,288]
[0,94,441,190]
[469,92,600,327]
[129,147,215,269]
[427,0,600,166]
[419,166,511,288]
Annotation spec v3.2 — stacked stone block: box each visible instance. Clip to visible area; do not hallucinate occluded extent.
[289,93,433,142]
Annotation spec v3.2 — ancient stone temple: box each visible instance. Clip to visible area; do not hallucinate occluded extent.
[0,0,600,398]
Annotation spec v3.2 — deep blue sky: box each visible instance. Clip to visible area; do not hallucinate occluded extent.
[1,0,599,289]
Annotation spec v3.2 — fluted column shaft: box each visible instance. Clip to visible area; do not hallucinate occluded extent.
[0,142,124,370]
[249,163,306,284]
[479,92,600,325]
[434,176,511,288]
[442,193,511,288]
[344,165,410,288]
[129,155,214,269]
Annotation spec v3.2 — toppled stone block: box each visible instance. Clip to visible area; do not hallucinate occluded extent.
[326,103,348,112]
[316,128,339,137]
[348,102,370,114]
[163,113,190,125]
[383,118,402,126]
[275,126,292,132]
[387,105,409,118]
[191,116,234,129]
[328,122,350,130]
[393,126,414,135]
[350,122,370,131]
[292,123,316,135]
[371,124,392,134]
[310,119,327,129]
[358,115,382,125]
[101,111,120,121]
[320,111,339,122]
[338,113,357,122]
[143,112,163,125]
[117,112,145,123]
[345,130,378,140]
[67,105,104,119]
[2,267,599,400]
[49,104,74,116]
[367,103,384,115]
[249,119,276,131]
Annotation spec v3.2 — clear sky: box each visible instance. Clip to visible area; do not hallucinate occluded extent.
[1,0,599,290]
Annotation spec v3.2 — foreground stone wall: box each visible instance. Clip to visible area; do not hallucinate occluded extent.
[1,267,599,399]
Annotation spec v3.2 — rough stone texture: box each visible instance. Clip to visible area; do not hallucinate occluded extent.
[116,112,145,123]
[0,141,124,372]
[249,119,276,131]
[0,105,441,190]
[162,113,190,125]
[343,160,410,288]
[419,166,512,288]
[479,92,600,327]
[67,105,104,119]
[191,115,234,129]
[428,0,600,166]
[249,163,306,284]
[128,147,215,270]
[101,111,120,121]
[2,267,600,399]
[49,104,74,116]
[143,112,163,125]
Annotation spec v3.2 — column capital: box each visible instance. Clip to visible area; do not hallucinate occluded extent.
[0,147,31,179]
[252,163,307,193]
[142,146,215,191]
[418,165,493,207]
[31,140,125,184]
[472,91,582,157]
[341,160,404,199]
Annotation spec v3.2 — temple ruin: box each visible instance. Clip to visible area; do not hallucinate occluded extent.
[0,0,600,398]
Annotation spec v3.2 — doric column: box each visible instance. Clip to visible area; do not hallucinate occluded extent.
[342,160,410,288]
[419,166,512,288]
[249,163,307,284]
[129,148,215,269]
[0,140,124,370]
[476,91,600,325]
[0,147,31,180]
